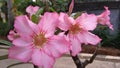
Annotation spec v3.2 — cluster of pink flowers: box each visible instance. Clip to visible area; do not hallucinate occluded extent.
[7,0,113,68]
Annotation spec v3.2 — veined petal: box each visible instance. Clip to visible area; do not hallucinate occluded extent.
[25,16,39,34]
[13,37,32,47]
[44,35,70,58]
[69,34,82,56]
[58,12,72,31]
[76,13,97,30]
[14,15,33,36]
[32,49,55,68]
[77,31,101,45]
[38,12,59,36]
[9,46,32,62]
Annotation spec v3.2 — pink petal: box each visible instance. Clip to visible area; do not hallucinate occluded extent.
[38,12,59,36]
[25,16,39,34]
[32,49,55,68]
[58,12,73,31]
[43,35,70,58]
[97,6,113,30]
[9,46,32,62]
[26,5,39,16]
[7,30,19,41]
[14,15,33,36]
[68,34,82,56]
[76,13,97,30]
[77,31,101,45]
[13,37,32,47]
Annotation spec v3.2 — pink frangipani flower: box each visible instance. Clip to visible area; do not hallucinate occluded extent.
[58,12,101,56]
[8,12,70,68]
[97,6,113,30]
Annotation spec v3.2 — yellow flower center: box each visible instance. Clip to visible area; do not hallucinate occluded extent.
[69,24,81,34]
[33,33,47,48]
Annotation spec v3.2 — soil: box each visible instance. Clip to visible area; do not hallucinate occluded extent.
[81,45,120,56]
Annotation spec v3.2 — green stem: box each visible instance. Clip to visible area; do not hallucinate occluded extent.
[0,54,8,60]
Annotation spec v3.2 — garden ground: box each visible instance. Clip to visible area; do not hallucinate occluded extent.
[0,45,120,68]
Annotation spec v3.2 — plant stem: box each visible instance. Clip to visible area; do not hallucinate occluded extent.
[70,51,83,68]
[82,45,99,68]
[71,55,83,68]
[33,65,39,68]
[70,44,99,68]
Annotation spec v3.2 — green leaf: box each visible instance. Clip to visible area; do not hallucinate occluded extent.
[71,11,85,19]
[36,7,44,16]
[49,7,55,12]
[31,15,39,24]
[0,40,12,46]
[0,54,8,60]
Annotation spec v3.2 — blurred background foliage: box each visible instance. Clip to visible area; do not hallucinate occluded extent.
[0,0,120,49]
[0,0,70,37]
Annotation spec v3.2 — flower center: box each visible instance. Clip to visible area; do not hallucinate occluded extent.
[69,24,81,34]
[33,33,47,48]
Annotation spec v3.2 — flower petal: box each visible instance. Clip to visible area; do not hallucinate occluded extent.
[13,37,32,47]
[9,46,32,62]
[25,16,39,34]
[77,31,101,45]
[58,13,73,31]
[7,30,19,41]
[97,6,113,30]
[44,35,70,58]
[38,12,59,36]
[14,15,33,36]
[76,13,97,30]
[26,5,39,16]
[32,49,55,68]
[69,34,82,56]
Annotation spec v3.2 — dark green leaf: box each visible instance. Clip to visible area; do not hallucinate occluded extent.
[0,54,8,60]
[49,7,55,12]
[31,15,39,24]
[0,40,12,46]
[36,7,44,16]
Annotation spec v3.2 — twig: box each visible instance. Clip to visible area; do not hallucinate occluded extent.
[70,44,100,68]
[70,51,83,68]
[82,45,99,68]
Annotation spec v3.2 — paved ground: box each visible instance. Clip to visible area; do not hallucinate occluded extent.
[0,46,120,68]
